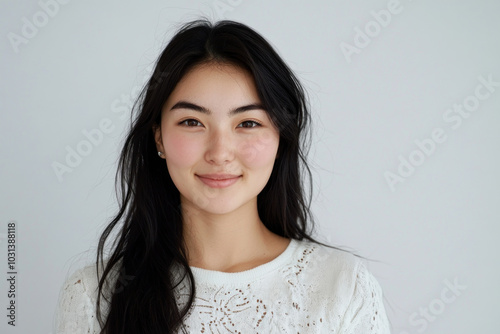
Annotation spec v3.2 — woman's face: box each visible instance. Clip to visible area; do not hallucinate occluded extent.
[154,62,280,216]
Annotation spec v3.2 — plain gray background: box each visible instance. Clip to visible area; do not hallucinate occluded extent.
[1,0,499,333]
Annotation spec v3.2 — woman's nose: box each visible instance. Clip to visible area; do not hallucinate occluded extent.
[204,130,235,164]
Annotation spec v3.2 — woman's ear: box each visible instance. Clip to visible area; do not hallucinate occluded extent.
[152,124,165,156]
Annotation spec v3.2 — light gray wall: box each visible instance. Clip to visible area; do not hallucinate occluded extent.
[1,0,499,333]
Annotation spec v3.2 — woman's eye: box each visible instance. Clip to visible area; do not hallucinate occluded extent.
[178,119,261,128]
[179,119,202,127]
[238,120,261,128]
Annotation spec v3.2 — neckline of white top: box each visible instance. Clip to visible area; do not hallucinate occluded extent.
[189,238,299,285]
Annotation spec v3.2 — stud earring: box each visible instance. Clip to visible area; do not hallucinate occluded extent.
[158,151,163,157]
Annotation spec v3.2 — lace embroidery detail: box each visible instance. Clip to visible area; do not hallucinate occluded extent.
[177,283,274,332]
[351,261,390,333]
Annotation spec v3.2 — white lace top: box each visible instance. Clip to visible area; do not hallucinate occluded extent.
[54,239,391,333]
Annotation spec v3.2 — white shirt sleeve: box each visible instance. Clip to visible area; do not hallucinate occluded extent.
[54,267,100,334]
[340,261,392,334]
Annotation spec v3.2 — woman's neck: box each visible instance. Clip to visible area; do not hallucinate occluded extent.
[181,198,290,272]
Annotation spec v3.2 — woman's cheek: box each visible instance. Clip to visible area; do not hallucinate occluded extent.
[238,132,279,167]
[164,133,201,167]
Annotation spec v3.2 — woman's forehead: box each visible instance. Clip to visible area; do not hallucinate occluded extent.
[164,63,261,110]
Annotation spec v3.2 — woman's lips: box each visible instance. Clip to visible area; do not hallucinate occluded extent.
[196,175,241,188]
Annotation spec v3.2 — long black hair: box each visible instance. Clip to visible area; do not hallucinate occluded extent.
[95,19,355,334]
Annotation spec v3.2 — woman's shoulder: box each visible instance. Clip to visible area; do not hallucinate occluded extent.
[289,239,382,302]
[291,238,364,276]
[54,259,119,334]
[64,263,100,289]
[290,239,390,332]
[60,259,119,297]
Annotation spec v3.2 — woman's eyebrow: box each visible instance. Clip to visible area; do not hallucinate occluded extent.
[169,100,266,116]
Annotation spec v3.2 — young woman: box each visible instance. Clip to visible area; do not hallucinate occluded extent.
[55,19,391,333]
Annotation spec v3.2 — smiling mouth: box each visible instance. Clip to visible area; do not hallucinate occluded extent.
[196,175,241,188]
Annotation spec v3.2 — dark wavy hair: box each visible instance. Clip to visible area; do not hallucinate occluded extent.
[95,19,355,334]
